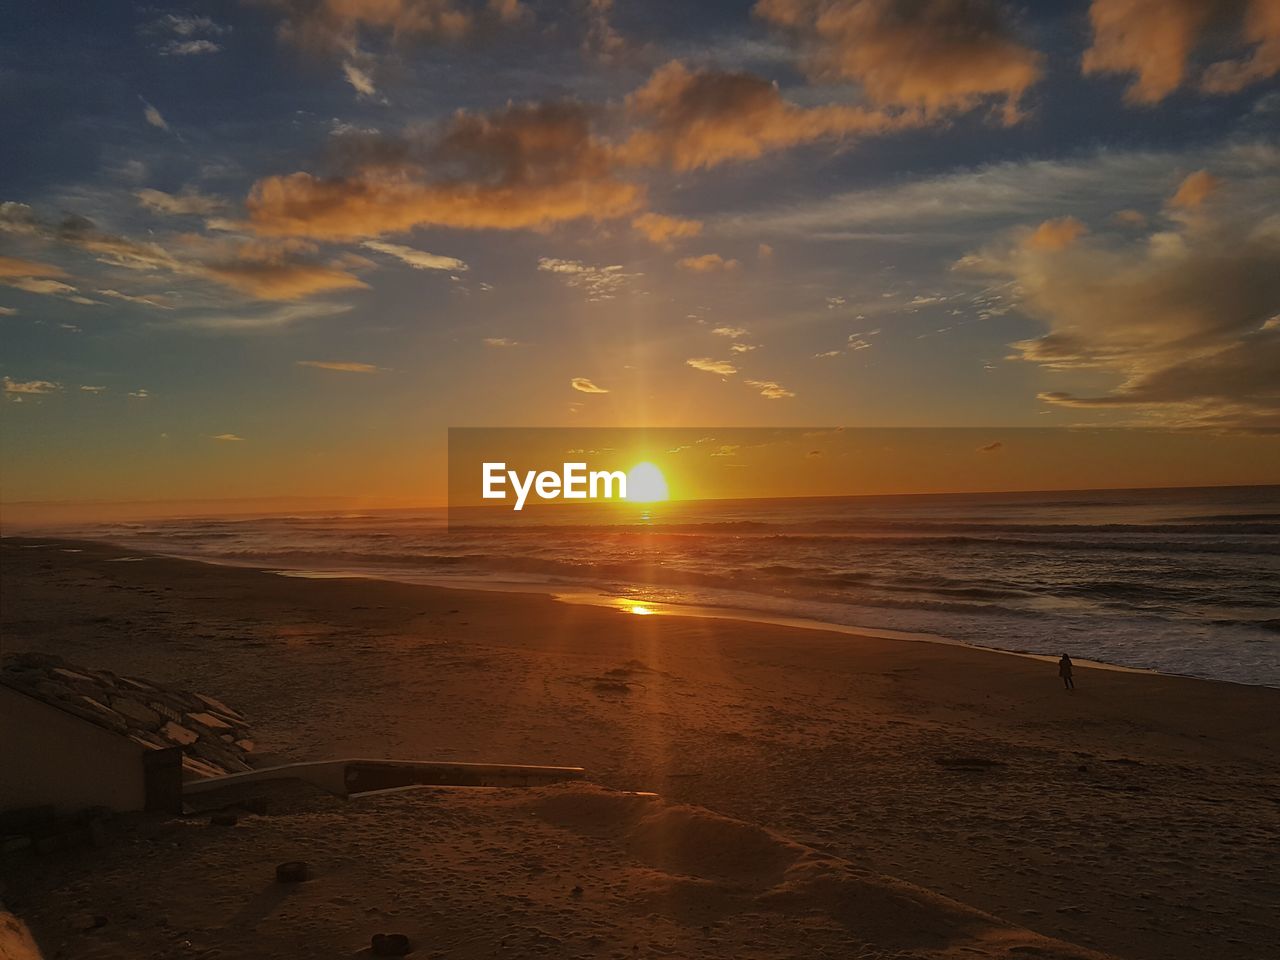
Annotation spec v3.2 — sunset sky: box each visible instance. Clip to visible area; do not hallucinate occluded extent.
[2,1,1279,508]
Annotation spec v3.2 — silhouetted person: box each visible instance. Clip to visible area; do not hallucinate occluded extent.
[1059,653,1074,690]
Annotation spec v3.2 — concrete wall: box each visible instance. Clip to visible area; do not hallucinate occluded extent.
[0,686,148,814]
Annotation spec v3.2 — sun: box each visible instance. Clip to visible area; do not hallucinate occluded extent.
[624,461,669,503]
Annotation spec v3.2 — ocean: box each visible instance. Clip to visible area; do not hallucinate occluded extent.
[36,485,1280,687]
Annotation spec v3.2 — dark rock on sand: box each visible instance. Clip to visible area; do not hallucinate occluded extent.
[371,932,412,956]
[275,861,311,883]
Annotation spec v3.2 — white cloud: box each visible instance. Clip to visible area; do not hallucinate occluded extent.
[149,14,227,55]
[137,188,223,216]
[361,240,467,272]
[721,141,1280,240]
[571,377,609,393]
[343,60,379,98]
[4,277,74,296]
[3,376,61,395]
[163,39,221,55]
[686,358,738,376]
[180,302,353,332]
[746,379,795,399]
[484,337,519,347]
[538,258,639,301]
[963,175,1280,429]
[211,433,244,441]
[97,289,170,308]
[142,99,169,130]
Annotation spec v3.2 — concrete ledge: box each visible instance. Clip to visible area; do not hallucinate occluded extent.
[183,758,587,801]
[1,686,181,815]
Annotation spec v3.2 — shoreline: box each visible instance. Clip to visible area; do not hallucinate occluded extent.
[276,567,1161,678]
[9,534,1226,685]
[3,535,1279,960]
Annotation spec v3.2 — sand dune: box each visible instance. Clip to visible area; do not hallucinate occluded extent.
[6,780,1113,960]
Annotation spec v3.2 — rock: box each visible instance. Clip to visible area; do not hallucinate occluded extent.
[68,696,129,734]
[3,655,255,782]
[113,698,162,729]
[52,667,96,687]
[128,733,169,752]
[209,812,238,827]
[161,721,199,746]
[195,692,245,721]
[70,913,109,932]
[181,755,227,780]
[186,711,233,731]
[570,885,584,898]
[275,861,311,883]
[371,933,412,957]
[149,700,184,724]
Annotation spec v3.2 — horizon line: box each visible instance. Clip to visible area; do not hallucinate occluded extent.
[2,480,1277,522]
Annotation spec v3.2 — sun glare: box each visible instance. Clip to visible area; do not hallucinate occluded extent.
[624,462,669,503]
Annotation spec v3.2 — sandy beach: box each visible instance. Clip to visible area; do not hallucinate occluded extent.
[2,537,1278,960]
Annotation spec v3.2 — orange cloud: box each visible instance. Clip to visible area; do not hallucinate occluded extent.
[621,61,921,171]
[256,0,488,51]
[1169,169,1222,208]
[177,236,369,300]
[296,360,380,372]
[1025,216,1088,251]
[1203,0,1280,94]
[0,256,66,279]
[1083,0,1280,103]
[204,259,368,300]
[677,252,740,272]
[3,203,365,303]
[1112,209,1149,228]
[248,102,642,239]
[632,212,703,246]
[755,0,1043,123]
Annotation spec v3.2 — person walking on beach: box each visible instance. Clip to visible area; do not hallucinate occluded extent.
[1059,653,1074,691]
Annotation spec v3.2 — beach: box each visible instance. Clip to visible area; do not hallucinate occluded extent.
[2,537,1278,960]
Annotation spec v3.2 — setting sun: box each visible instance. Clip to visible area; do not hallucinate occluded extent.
[624,462,669,503]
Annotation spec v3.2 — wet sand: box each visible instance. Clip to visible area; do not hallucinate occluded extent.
[2,538,1278,960]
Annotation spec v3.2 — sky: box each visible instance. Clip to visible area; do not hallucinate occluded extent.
[1,0,1279,509]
